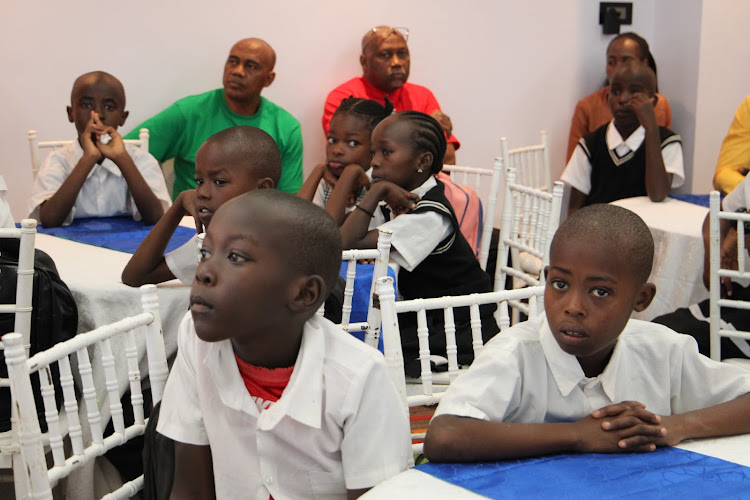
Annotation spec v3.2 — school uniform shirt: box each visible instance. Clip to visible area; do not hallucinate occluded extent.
[434,314,750,423]
[165,234,200,285]
[157,312,411,500]
[561,121,684,202]
[0,176,14,228]
[27,141,171,226]
[370,176,452,272]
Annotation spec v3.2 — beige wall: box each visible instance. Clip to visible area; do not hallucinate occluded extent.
[1,0,723,222]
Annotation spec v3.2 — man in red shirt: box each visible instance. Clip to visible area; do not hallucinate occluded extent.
[323,26,459,164]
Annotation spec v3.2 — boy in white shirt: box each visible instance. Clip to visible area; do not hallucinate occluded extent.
[157,190,411,499]
[28,71,170,227]
[424,203,750,462]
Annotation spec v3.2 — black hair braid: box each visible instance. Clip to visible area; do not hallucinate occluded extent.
[397,110,447,174]
[334,96,393,131]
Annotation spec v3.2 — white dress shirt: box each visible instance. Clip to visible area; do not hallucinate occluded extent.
[28,141,171,226]
[434,314,750,423]
[158,313,411,500]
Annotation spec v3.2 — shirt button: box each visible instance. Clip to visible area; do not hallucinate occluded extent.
[265,475,273,485]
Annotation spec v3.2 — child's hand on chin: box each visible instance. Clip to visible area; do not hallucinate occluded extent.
[381,182,419,217]
[629,93,658,129]
[80,111,104,162]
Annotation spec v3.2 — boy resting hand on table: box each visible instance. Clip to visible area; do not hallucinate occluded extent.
[121,126,278,286]
[29,71,171,228]
[424,204,750,462]
[157,191,411,499]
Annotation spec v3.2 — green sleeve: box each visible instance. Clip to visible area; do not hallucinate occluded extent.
[277,122,304,194]
[123,103,188,163]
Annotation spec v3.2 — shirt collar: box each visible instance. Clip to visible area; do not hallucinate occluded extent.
[413,175,437,197]
[360,76,404,109]
[540,317,619,400]
[72,139,123,178]
[605,121,645,165]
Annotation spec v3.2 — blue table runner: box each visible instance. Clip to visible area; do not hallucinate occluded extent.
[418,447,750,499]
[33,217,196,254]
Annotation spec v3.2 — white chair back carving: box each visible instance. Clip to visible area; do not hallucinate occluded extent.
[28,128,150,179]
[4,284,169,499]
[494,169,563,320]
[376,276,545,455]
[501,131,551,192]
[709,191,750,370]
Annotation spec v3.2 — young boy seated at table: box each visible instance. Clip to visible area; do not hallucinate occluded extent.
[28,71,171,228]
[156,190,411,498]
[121,126,279,286]
[561,61,684,215]
[424,204,750,463]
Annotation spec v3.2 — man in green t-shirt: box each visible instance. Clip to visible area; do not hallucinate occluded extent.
[125,38,303,199]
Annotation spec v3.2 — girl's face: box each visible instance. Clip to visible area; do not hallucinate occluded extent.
[605,38,644,84]
[370,116,430,192]
[326,113,372,178]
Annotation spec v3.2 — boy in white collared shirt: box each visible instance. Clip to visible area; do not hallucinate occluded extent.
[28,71,170,228]
[157,190,410,499]
[562,61,684,215]
[424,204,750,463]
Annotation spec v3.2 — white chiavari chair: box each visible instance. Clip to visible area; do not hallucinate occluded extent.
[376,276,545,456]
[709,191,750,370]
[501,131,551,192]
[4,284,169,499]
[494,169,563,322]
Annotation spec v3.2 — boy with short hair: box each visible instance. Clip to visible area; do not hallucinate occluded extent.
[424,204,750,462]
[157,190,411,498]
[28,71,170,228]
[562,61,685,215]
[121,126,279,286]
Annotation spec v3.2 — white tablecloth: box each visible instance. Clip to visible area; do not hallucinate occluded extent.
[611,196,709,320]
[34,232,191,499]
[363,433,750,499]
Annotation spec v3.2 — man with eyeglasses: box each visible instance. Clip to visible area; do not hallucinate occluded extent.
[322,26,459,164]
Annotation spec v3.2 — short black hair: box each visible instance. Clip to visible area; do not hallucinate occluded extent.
[551,203,654,283]
[393,110,446,174]
[611,60,657,97]
[242,190,342,301]
[203,126,281,185]
[333,96,393,132]
[71,71,126,107]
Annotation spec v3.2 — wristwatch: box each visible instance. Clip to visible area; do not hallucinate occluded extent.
[735,207,750,233]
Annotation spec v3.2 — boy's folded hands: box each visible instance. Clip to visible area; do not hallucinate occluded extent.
[575,400,670,453]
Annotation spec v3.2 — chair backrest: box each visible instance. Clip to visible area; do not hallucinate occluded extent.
[708,191,750,370]
[0,219,37,353]
[28,129,150,179]
[375,276,545,455]
[5,284,169,499]
[441,159,504,270]
[318,229,393,349]
[494,169,563,317]
[501,131,551,192]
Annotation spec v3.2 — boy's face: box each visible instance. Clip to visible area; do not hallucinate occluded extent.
[193,142,267,228]
[544,236,654,376]
[190,200,297,345]
[607,68,656,130]
[67,75,128,135]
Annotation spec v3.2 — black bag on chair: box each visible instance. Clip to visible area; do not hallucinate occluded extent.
[0,240,78,432]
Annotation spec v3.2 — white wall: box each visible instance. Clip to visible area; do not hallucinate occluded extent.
[0,0,708,221]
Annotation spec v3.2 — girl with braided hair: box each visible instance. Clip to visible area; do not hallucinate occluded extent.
[298,96,392,225]
[341,110,497,376]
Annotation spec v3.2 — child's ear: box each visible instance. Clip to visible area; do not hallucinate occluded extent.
[256,177,275,190]
[66,106,74,123]
[416,151,433,173]
[651,94,658,107]
[119,110,129,127]
[633,282,656,312]
[288,274,324,314]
